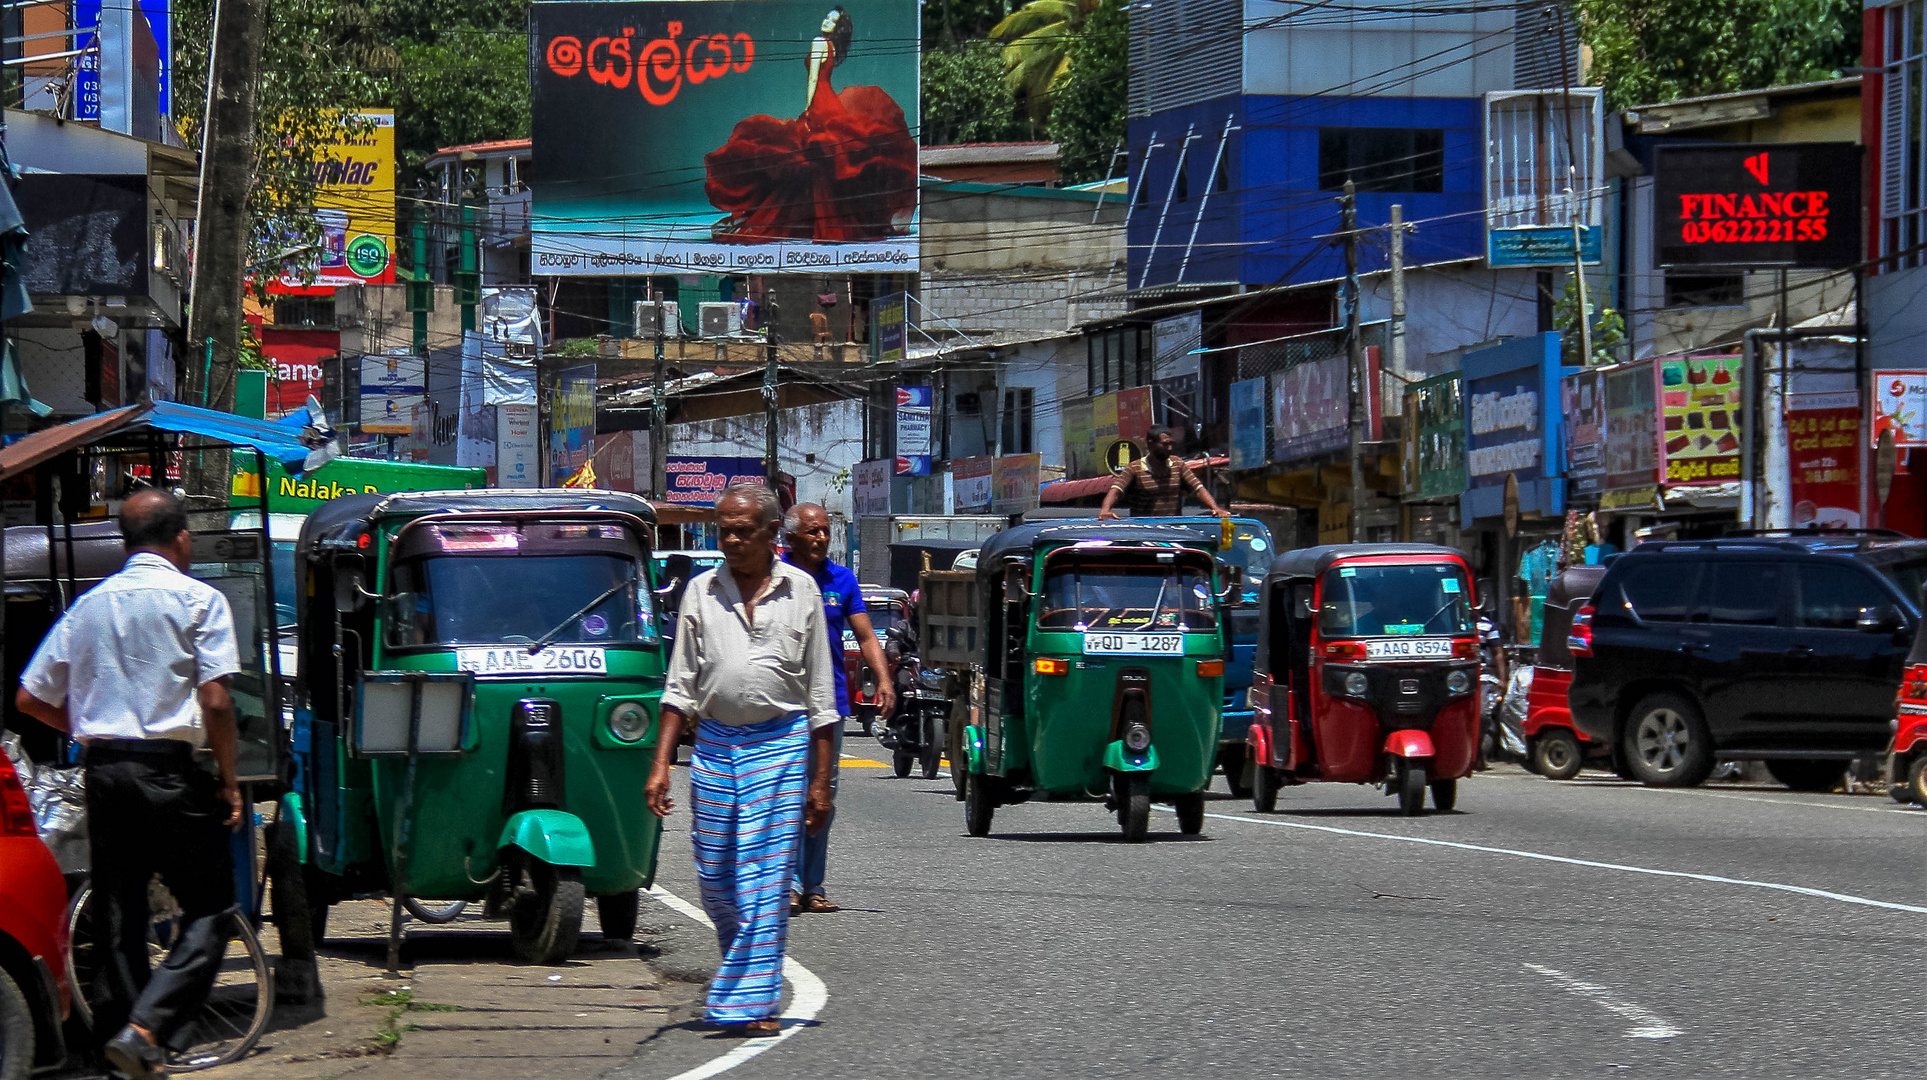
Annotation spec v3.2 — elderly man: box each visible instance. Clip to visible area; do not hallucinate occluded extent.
[782,502,892,914]
[15,490,243,1079]
[645,482,837,1036]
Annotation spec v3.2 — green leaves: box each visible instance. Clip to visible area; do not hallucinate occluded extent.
[1575,0,1860,111]
[921,41,1029,146]
[990,0,1094,125]
[1046,0,1128,184]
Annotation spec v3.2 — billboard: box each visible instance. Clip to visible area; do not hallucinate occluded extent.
[874,292,908,364]
[1873,370,1927,447]
[1562,369,1606,496]
[1228,377,1266,471]
[853,458,891,515]
[277,111,397,290]
[1652,144,1859,269]
[1657,355,1743,485]
[1603,360,1657,490]
[360,352,425,435]
[1272,350,1379,463]
[549,364,598,485]
[75,0,171,125]
[991,454,1041,516]
[498,403,540,488]
[530,0,918,276]
[664,456,769,506]
[952,455,993,512]
[1410,371,1465,498]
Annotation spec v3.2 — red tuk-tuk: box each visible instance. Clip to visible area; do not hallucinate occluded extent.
[850,586,910,735]
[1521,564,1609,779]
[1246,545,1481,815]
[1890,622,1927,805]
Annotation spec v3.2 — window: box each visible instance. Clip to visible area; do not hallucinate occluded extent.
[1796,564,1895,629]
[1214,154,1231,194]
[1613,563,1698,623]
[1040,558,1217,631]
[272,297,335,328]
[1318,128,1445,193]
[1882,1,1927,267]
[1086,326,1152,394]
[1703,563,1785,626]
[1664,272,1745,308]
[1484,90,1602,229]
[1317,564,1475,638]
[1002,387,1034,454]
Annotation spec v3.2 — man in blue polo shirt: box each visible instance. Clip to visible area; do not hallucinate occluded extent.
[782,502,893,912]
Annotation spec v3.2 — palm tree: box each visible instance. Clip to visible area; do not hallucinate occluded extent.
[989,0,1096,126]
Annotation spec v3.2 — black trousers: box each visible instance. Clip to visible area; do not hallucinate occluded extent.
[83,743,235,1054]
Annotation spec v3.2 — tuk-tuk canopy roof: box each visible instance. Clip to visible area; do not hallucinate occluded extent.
[1262,543,1467,586]
[0,401,320,482]
[298,488,661,559]
[975,521,1216,578]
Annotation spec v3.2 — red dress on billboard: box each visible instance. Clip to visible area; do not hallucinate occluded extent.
[703,54,916,242]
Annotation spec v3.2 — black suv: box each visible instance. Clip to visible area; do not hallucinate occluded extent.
[1569,535,1927,789]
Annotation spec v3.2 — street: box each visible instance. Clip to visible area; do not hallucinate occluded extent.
[619,751,1924,1080]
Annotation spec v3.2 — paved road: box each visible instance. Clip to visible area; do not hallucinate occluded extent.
[616,748,1924,1080]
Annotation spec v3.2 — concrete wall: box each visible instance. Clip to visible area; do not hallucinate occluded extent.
[919,182,1126,336]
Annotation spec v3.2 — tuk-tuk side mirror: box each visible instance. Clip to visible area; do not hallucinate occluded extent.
[331,553,373,614]
[1216,564,1243,603]
[1005,564,1031,601]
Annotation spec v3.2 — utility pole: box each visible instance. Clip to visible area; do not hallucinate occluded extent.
[183,0,264,423]
[650,298,667,497]
[1389,203,1408,379]
[764,291,780,488]
[1568,169,1593,365]
[1341,180,1368,543]
[411,217,429,357]
[459,201,477,334]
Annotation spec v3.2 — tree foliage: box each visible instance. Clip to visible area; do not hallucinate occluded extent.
[990,0,1094,126]
[1046,0,1127,184]
[1576,0,1860,110]
[921,41,1029,146]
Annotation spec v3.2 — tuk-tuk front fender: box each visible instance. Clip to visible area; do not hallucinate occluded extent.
[1246,723,1273,770]
[963,725,987,774]
[498,809,596,868]
[1103,741,1161,773]
[1384,729,1436,760]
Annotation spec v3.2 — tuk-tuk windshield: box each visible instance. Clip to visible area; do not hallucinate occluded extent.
[865,604,906,637]
[1318,562,1473,638]
[1040,556,1217,631]
[386,554,653,648]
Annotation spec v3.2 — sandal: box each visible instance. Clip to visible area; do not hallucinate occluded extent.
[790,891,803,915]
[722,1018,782,1037]
[801,894,840,913]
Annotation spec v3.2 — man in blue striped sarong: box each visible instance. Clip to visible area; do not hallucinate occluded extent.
[647,482,838,1036]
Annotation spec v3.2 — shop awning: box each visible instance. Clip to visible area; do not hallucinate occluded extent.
[1039,456,1229,503]
[0,400,321,482]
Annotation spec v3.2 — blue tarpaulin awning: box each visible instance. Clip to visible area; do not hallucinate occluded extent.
[0,400,320,482]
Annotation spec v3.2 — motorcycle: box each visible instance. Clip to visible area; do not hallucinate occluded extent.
[879,625,946,780]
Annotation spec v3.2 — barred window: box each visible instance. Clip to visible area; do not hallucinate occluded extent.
[1883,0,1927,268]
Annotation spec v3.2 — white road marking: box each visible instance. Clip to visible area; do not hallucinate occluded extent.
[1174,808,1927,915]
[1523,963,1682,1039]
[645,885,829,1080]
[1639,787,1919,816]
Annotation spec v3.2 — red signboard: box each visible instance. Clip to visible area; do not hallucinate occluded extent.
[1787,405,1862,528]
[259,330,338,418]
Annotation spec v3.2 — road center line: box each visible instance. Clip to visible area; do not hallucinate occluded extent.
[1179,808,1927,915]
[1523,963,1682,1039]
[644,885,829,1080]
[1639,786,1920,816]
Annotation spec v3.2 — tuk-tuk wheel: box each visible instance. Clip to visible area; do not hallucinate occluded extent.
[1219,745,1252,799]
[1531,729,1585,781]
[1174,793,1205,835]
[1116,773,1150,842]
[964,772,995,837]
[507,855,585,965]
[1429,778,1457,812]
[1395,760,1428,817]
[1905,757,1927,806]
[596,891,639,942]
[919,717,943,780]
[1252,765,1280,814]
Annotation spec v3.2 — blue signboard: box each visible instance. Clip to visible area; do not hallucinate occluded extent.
[1229,377,1266,470]
[895,384,932,476]
[663,456,769,507]
[1459,332,1572,526]
[75,0,172,124]
[1487,225,1602,268]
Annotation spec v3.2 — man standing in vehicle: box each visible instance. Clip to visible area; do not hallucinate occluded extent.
[14,490,243,1079]
[1098,425,1231,519]
[644,482,838,1036]
[781,502,893,914]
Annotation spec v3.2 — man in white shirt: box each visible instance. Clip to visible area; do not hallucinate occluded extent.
[644,482,836,1036]
[15,490,243,1079]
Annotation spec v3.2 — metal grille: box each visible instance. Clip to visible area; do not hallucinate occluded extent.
[1129,0,1243,118]
[1234,323,1388,382]
[1484,89,1603,230]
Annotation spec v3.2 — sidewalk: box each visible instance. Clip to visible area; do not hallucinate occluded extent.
[219,897,700,1080]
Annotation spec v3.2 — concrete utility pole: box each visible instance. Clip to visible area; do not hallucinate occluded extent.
[764,291,780,487]
[183,0,265,423]
[1341,180,1368,543]
[650,298,667,497]
[1389,203,1408,379]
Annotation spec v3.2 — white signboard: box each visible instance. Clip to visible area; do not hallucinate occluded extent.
[853,458,892,516]
[496,403,540,488]
[1153,311,1202,382]
[360,351,425,435]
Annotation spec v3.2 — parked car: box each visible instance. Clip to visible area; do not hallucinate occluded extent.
[1570,534,1927,790]
[0,749,70,1077]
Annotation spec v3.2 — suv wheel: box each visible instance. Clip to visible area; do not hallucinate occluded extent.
[1764,758,1848,793]
[1621,693,1714,787]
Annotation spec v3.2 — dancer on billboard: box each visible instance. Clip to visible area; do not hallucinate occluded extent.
[703,7,916,242]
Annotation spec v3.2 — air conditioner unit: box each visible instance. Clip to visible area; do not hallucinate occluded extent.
[700,302,742,339]
[633,300,671,338]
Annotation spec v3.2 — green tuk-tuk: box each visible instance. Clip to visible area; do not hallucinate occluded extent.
[291,490,667,963]
[943,522,1229,841]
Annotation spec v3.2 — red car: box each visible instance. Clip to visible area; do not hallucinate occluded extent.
[0,750,71,1074]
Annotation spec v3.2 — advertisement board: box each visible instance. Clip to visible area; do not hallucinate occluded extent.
[895,384,932,475]
[1410,371,1465,498]
[262,335,332,418]
[75,0,171,124]
[1872,370,1927,447]
[1561,369,1606,496]
[1229,377,1267,471]
[1652,144,1860,269]
[874,292,908,364]
[1787,406,1861,528]
[1062,397,1095,478]
[360,352,425,435]
[1272,349,1379,463]
[664,456,769,505]
[549,364,598,485]
[1603,360,1657,490]
[277,111,397,290]
[990,453,1041,515]
[1657,355,1743,485]
[952,455,993,512]
[852,458,892,515]
[530,0,918,276]
[497,403,540,488]
[1459,333,1566,524]
[1152,312,1202,381]
[457,344,496,470]
[1487,225,1601,268]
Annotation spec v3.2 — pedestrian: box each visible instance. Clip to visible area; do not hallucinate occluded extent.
[13,489,244,1080]
[644,481,837,1036]
[1097,424,1232,519]
[781,502,893,915]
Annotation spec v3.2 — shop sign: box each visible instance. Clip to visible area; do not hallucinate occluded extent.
[1487,225,1601,268]
[1562,369,1606,496]
[1603,359,1658,490]
[1657,355,1743,485]
[1652,143,1860,269]
[1062,388,1152,480]
[990,453,1041,516]
[1459,333,1567,525]
[663,455,767,506]
[1229,377,1267,470]
[1409,371,1466,498]
[1786,406,1861,528]
[1872,370,1927,447]
[952,455,993,512]
[1273,349,1379,463]
[1152,312,1202,381]
[1061,397,1096,478]
[1599,485,1659,511]
[874,292,908,364]
[895,385,931,475]
[853,458,892,515]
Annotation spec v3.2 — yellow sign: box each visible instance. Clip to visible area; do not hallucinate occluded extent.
[1105,438,1142,474]
[283,110,397,287]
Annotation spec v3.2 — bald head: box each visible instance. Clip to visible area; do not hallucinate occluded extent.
[784,502,831,570]
[120,489,192,569]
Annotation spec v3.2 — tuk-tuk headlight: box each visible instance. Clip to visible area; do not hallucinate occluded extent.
[1123,722,1152,752]
[1342,671,1369,697]
[608,702,651,743]
[1445,670,1472,696]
